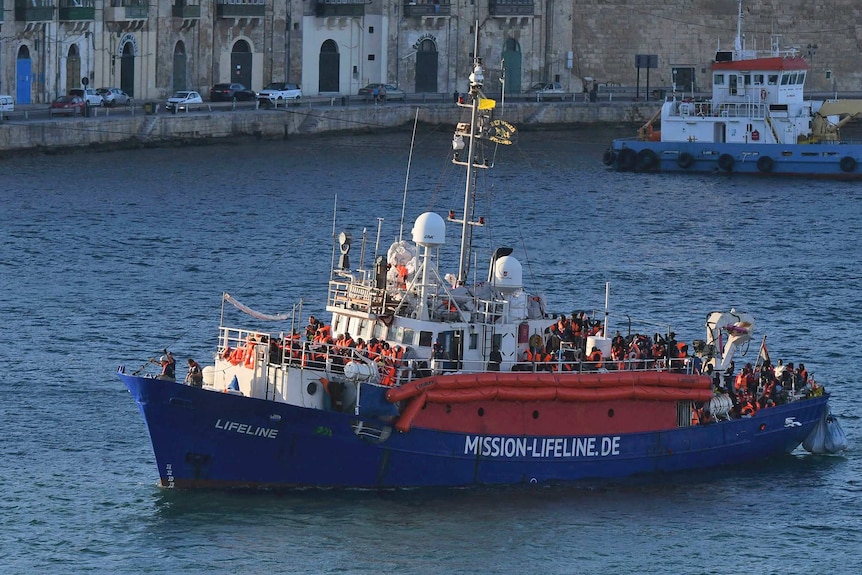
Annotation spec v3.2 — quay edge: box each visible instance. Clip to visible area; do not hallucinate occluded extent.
[0,101,647,154]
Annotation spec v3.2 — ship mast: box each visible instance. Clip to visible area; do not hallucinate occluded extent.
[455,44,486,285]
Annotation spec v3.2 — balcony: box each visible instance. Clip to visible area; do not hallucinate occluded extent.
[403,0,450,17]
[59,0,95,21]
[172,1,201,19]
[104,0,147,31]
[488,0,533,16]
[105,0,148,21]
[315,0,366,18]
[15,1,55,21]
[215,0,266,18]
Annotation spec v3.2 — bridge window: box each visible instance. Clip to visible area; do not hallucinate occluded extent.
[768,74,778,85]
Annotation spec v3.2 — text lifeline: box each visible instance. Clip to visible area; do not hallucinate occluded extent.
[215,419,279,439]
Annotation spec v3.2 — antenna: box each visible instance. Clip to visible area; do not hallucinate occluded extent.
[399,108,420,242]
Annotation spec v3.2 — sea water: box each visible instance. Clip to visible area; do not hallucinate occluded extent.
[1,127,860,574]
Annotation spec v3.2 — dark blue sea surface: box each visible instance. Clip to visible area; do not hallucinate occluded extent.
[1,126,860,574]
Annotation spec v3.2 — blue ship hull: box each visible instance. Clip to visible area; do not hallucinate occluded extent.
[119,371,830,489]
[606,139,862,179]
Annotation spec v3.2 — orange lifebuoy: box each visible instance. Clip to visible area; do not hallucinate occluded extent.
[751,130,760,141]
[760,89,767,101]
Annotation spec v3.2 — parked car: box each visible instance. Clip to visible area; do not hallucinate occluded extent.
[209,83,257,102]
[357,83,406,102]
[97,87,132,107]
[49,95,86,117]
[165,91,204,111]
[0,95,13,118]
[69,88,105,107]
[525,82,566,101]
[258,82,302,106]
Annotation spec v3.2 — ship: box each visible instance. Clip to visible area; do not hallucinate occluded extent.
[119,51,845,490]
[604,0,862,178]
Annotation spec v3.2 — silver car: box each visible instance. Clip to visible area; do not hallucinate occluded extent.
[525,82,567,101]
[165,91,203,111]
[97,87,133,107]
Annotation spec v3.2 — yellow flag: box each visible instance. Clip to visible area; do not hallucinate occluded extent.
[478,98,496,110]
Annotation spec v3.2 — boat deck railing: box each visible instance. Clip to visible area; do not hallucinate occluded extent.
[671,100,769,119]
[217,325,696,390]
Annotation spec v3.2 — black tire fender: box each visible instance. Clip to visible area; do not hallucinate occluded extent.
[637,148,659,171]
[617,148,637,171]
[718,153,735,172]
[757,155,774,173]
[677,152,694,169]
[840,156,857,173]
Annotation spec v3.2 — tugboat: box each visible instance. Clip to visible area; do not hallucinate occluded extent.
[604,0,862,178]
[119,52,844,489]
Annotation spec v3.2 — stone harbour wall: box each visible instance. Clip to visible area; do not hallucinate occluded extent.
[0,102,651,153]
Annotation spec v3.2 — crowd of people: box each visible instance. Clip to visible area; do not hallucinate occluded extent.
[693,357,818,423]
[218,316,418,387]
[514,312,695,373]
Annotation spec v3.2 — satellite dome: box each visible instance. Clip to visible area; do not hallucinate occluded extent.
[493,255,523,290]
[411,212,446,246]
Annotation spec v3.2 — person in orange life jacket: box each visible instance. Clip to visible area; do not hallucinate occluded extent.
[587,346,603,370]
[152,350,175,381]
[185,358,203,387]
[796,363,808,385]
[396,264,408,289]
[665,332,677,361]
[735,363,753,393]
[305,315,322,341]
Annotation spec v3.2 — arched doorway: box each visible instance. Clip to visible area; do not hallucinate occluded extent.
[502,38,522,94]
[318,40,339,93]
[415,38,437,93]
[231,40,252,88]
[66,45,81,95]
[173,41,187,92]
[16,46,32,105]
[120,39,136,97]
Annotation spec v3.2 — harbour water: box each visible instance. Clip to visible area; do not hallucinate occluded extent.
[1,127,860,574]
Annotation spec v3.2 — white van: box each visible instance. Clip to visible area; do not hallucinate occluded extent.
[0,95,14,116]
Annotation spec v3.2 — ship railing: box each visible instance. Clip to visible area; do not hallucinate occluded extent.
[474,298,511,324]
[217,326,272,362]
[671,100,769,119]
[327,278,387,315]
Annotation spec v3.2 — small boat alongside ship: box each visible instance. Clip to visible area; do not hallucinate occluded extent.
[119,51,846,490]
[604,0,862,178]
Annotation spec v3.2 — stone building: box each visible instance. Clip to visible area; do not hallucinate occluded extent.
[0,1,859,104]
